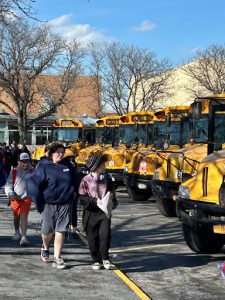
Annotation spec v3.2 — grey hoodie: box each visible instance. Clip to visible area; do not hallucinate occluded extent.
[5,167,32,200]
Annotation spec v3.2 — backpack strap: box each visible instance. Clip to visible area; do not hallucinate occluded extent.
[12,167,33,185]
[12,168,17,185]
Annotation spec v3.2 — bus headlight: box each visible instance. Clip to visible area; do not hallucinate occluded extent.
[178,185,190,199]
[153,170,160,180]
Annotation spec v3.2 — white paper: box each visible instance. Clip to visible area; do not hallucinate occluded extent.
[97,191,113,218]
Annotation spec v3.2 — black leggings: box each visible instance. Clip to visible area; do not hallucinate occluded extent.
[86,211,111,263]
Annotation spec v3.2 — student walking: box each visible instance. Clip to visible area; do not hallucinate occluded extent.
[5,152,33,246]
[61,150,81,239]
[79,154,117,270]
[28,142,75,269]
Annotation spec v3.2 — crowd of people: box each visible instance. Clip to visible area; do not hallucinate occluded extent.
[0,141,118,271]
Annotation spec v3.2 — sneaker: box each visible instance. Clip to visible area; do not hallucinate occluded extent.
[20,236,29,246]
[41,247,49,262]
[218,263,225,279]
[52,257,66,270]
[92,262,101,270]
[12,231,21,241]
[102,260,111,270]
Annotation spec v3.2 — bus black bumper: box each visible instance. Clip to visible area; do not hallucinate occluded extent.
[123,173,153,190]
[177,197,225,230]
[151,179,180,200]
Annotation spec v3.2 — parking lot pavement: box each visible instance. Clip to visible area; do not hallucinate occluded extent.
[111,190,225,300]
[2,186,225,300]
[0,190,140,300]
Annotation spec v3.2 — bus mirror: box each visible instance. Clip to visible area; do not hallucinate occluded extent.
[166,115,171,126]
[193,102,202,120]
[162,140,170,150]
[153,134,166,150]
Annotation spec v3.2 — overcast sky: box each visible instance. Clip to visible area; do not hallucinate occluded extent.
[34,0,225,66]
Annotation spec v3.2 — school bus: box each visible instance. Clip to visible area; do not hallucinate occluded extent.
[124,106,190,201]
[75,115,120,174]
[176,95,225,253]
[32,116,97,161]
[152,95,225,217]
[104,111,155,184]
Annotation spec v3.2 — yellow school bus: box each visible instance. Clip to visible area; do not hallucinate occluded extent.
[152,95,225,217]
[104,111,155,184]
[32,116,97,161]
[75,115,121,174]
[124,106,190,201]
[176,95,225,253]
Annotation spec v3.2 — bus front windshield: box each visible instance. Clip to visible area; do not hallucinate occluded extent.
[192,113,225,147]
[95,127,119,144]
[119,124,153,146]
[153,122,165,139]
[166,120,189,145]
[214,113,225,145]
[52,128,81,142]
[192,116,208,143]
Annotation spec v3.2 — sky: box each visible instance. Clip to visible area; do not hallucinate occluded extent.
[33,0,225,66]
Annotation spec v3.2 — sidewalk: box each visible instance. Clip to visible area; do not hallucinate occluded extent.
[0,190,138,300]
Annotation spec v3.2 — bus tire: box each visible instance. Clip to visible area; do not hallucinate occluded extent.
[126,184,151,201]
[156,197,176,217]
[183,224,225,254]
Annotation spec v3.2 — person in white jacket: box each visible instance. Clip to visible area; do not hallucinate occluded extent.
[5,152,32,246]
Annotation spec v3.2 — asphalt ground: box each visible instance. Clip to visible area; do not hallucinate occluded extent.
[1,188,225,299]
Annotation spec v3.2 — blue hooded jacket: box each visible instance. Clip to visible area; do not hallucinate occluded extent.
[28,159,75,212]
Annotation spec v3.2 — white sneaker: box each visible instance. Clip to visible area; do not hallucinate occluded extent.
[102,260,111,270]
[92,262,101,270]
[20,236,29,246]
[12,231,21,241]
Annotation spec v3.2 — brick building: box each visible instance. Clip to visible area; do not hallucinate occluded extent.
[0,75,102,145]
[0,75,101,117]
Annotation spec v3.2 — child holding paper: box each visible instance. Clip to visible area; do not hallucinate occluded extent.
[79,153,117,270]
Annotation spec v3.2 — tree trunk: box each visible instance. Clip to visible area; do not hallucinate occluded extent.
[18,115,27,142]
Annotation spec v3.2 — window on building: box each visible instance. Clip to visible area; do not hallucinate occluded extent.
[36,132,48,145]
[0,122,5,129]
[9,131,20,143]
[0,131,4,143]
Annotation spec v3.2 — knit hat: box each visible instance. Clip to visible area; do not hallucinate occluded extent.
[85,154,107,172]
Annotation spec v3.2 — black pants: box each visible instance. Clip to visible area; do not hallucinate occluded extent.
[86,210,111,263]
[71,196,78,227]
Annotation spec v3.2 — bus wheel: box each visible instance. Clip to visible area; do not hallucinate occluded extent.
[183,224,225,254]
[156,197,176,217]
[126,184,151,201]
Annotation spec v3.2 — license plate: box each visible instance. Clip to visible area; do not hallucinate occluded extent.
[138,183,147,189]
[213,225,225,234]
[109,160,115,167]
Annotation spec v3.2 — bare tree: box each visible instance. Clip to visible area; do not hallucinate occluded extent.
[87,42,173,115]
[0,0,36,23]
[85,42,104,117]
[182,44,225,96]
[0,19,84,141]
